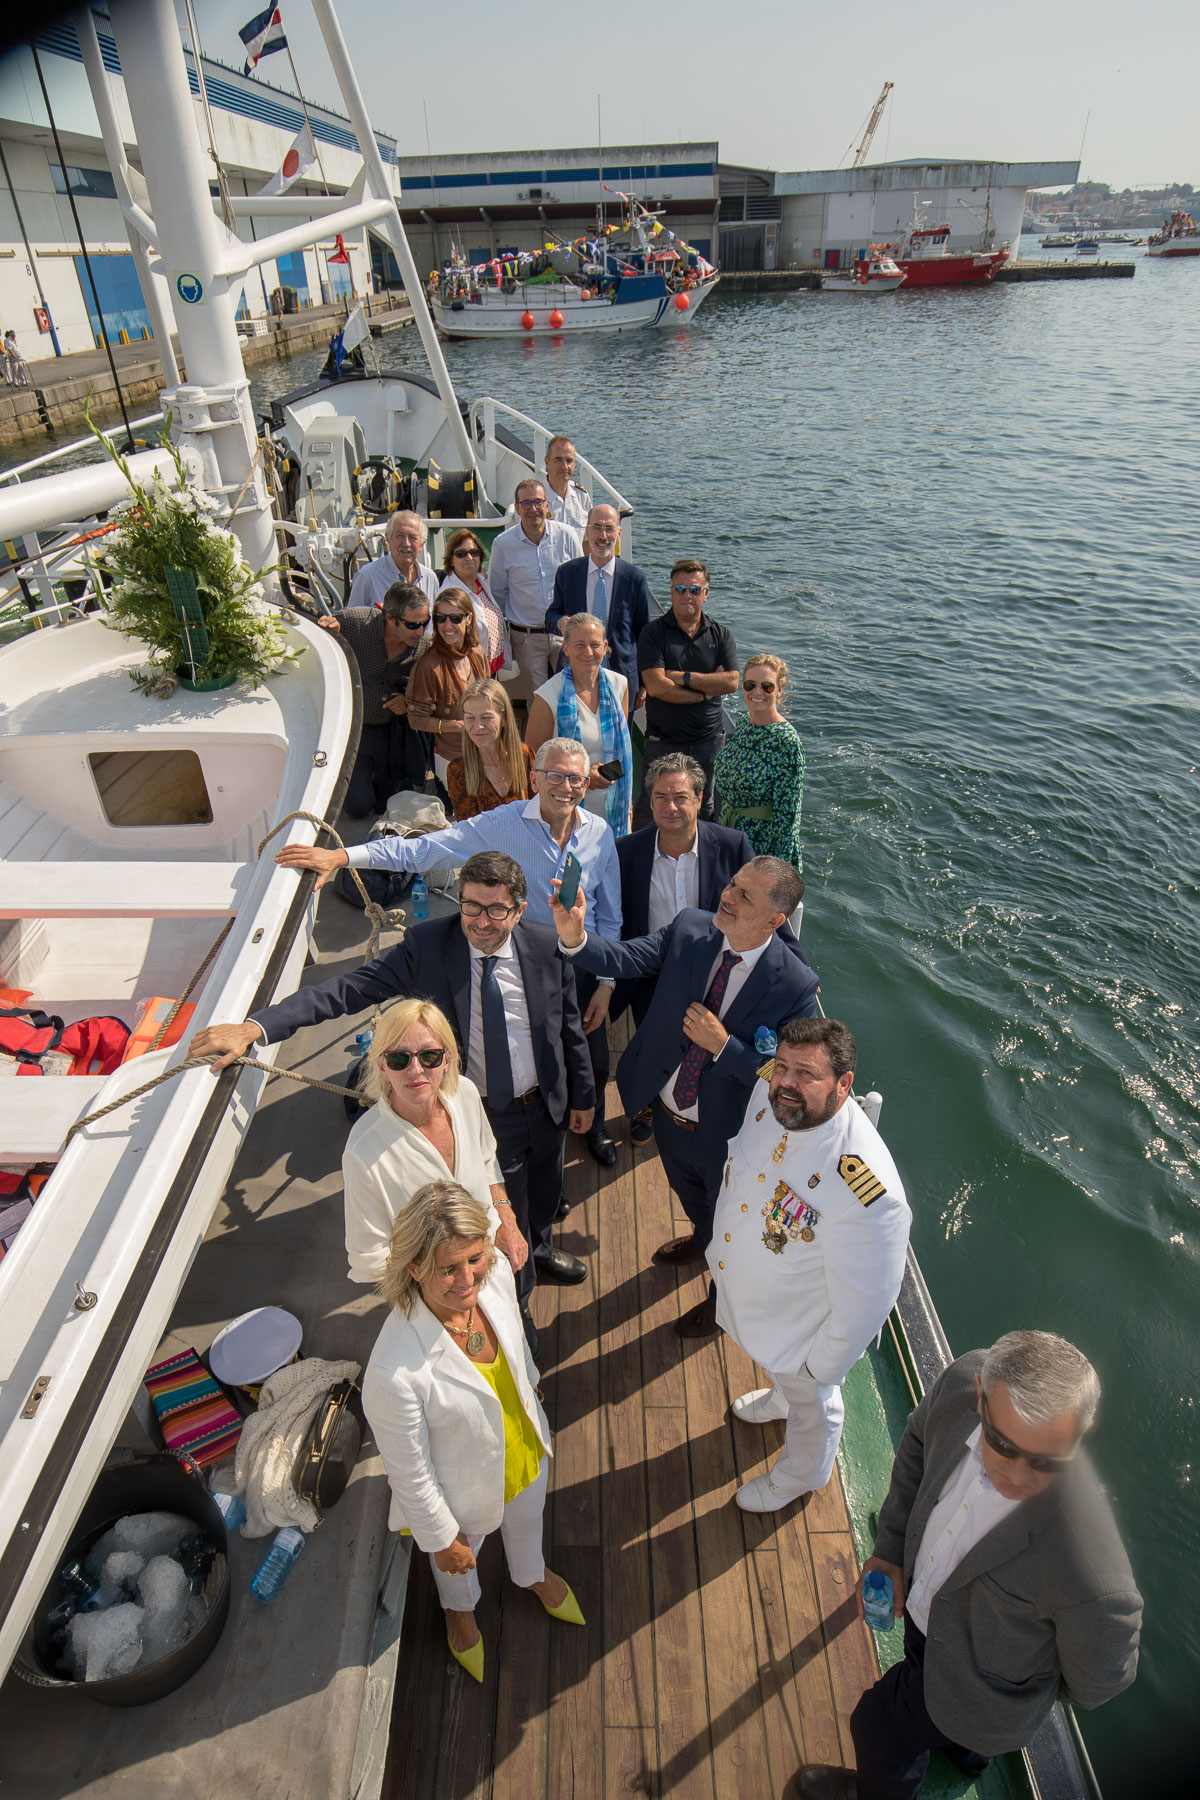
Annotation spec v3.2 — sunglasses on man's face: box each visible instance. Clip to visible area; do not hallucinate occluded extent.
[382,1047,447,1072]
[398,615,430,630]
[980,1392,1077,1475]
[672,582,706,596]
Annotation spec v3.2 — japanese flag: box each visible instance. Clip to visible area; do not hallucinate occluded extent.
[259,123,318,197]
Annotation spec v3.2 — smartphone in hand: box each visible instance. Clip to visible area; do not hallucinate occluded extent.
[594,759,624,780]
[557,851,583,911]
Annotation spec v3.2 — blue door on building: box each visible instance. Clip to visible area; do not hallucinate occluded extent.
[74,253,151,343]
[275,251,310,304]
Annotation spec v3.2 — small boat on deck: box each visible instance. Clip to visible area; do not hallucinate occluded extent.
[820,249,906,294]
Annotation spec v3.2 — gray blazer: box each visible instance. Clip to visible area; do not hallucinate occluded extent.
[873,1351,1141,1757]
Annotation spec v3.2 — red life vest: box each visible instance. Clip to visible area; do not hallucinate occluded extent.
[0,1005,130,1077]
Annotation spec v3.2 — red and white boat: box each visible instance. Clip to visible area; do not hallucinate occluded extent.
[886,222,1008,287]
[821,248,905,294]
[1146,211,1200,257]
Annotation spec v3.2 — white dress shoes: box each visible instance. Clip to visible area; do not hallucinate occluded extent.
[732,1386,790,1425]
[734,1469,811,1514]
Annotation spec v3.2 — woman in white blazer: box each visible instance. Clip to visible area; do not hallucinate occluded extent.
[362,1179,583,1682]
[342,997,527,1290]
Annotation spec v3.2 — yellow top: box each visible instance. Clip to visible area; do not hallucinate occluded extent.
[473,1344,544,1503]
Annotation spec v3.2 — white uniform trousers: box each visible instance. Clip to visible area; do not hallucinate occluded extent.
[509,628,561,702]
[768,1370,845,1495]
[430,1456,548,1610]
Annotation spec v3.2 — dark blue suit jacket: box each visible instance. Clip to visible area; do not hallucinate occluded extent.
[250,915,595,1125]
[546,555,653,691]
[566,909,819,1159]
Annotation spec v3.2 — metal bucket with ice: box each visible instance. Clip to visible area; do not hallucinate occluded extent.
[15,1452,231,1705]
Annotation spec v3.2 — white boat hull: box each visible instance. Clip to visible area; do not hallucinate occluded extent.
[432,277,718,337]
[821,274,905,293]
[0,614,359,1677]
[1146,232,1200,256]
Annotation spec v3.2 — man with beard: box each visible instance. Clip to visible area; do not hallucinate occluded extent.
[710,1017,911,1513]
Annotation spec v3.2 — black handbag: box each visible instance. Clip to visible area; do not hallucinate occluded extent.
[294,1379,363,1523]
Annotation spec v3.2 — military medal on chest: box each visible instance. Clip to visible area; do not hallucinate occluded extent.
[761,1179,821,1253]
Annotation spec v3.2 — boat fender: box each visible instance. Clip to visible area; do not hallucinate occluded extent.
[521,311,535,330]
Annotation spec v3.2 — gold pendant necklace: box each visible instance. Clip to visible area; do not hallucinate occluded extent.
[445,1305,486,1357]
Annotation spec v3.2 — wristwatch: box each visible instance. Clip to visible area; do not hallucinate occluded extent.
[682,669,692,689]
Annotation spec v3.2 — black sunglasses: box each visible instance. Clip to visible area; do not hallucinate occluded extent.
[980,1392,1077,1475]
[434,611,467,625]
[382,1047,447,1071]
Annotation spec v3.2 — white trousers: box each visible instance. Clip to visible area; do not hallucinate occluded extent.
[430,1456,548,1611]
[509,628,561,703]
[768,1369,845,1495]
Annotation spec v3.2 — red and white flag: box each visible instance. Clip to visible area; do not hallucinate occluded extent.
[259,122,318,196]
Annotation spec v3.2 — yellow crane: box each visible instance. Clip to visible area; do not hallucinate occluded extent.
[852,82,894,167]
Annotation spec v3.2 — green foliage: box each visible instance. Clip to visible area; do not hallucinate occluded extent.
[85,400,300,695]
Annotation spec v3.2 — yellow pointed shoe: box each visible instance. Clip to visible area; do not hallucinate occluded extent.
[447,1628,484,1682]
[539,1579,585,1626]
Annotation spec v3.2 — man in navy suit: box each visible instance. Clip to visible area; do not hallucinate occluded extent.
[190,853,595,1338]
[545,503,653,692]
[552,855,819,1337]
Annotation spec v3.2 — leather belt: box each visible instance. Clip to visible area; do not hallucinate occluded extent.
[507,623,549,635]
[488,1086,541,1108]
[655,1097,699,1133]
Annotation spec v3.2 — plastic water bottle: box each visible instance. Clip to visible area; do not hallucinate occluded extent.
[411,875,429,920]
[251,1527,306,1601]
[863,1568,895,1632]
[211,1491,246,1531]
[349,1027,373,1065]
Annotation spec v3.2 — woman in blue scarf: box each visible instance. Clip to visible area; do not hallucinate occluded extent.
[525,612,633,836]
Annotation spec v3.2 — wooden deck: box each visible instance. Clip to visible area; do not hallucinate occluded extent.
[382,1051,881,1800]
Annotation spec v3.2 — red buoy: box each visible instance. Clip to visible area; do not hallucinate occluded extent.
[520,311,535,330]
[674,292,690,311]
[548,310,564,329]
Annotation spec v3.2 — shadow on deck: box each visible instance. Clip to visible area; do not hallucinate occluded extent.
[382,1035,880,1800]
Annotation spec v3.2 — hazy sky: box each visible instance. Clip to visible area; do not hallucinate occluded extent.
[191,0,1194,190]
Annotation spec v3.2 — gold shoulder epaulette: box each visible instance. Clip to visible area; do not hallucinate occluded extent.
[756,1058,776,1082]
[837,1153,886,1207]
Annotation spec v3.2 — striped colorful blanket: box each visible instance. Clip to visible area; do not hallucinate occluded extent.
[144,1347,243,1469]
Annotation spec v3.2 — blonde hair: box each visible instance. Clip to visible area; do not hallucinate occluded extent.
[459,678,531,800]
[743,652,789,694]
[359,998,461,1106]
[377,1179,497,1315]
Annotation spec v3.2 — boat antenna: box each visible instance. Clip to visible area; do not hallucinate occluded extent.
[597,96,604,240]
[28,40,135,449]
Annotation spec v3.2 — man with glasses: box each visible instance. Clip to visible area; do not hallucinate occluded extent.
[797,1330,1142,1800]
[636,558,739,821]
[487,478,582,699]
[711,1018,909,1512]
[546,503,653,692]
[317,582,432,813]
[272,739,622,1169]
[189,853,596,1335]
[347,509,440,611]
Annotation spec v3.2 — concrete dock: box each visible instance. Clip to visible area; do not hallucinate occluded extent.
[718,260,1135,294]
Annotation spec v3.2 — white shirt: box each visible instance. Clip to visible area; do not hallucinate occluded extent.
[648,831,700,932]
[341,1078,504,1285]
[547,479,593,532]
[710,1090,911,1380]
[348,553,439,612]
[533,668,629,818]
[487,519,583,627]
[906,1426,1021,1634]
[659,935,771,1121]
[466,934,536,1099]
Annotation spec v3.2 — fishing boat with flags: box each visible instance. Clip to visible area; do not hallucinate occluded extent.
[428,192,719,338]
[0,7,1103,1799]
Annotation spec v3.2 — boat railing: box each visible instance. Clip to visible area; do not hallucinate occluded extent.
[468,396,636,555]
[0,413,166,489]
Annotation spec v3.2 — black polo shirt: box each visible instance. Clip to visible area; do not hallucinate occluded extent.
[336,608,424,726]
[637,610,738,743]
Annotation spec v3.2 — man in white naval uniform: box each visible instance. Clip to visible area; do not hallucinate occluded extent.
[710,1016,911,1514]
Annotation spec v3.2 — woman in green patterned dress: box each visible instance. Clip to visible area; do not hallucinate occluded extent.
[712,653,805,869]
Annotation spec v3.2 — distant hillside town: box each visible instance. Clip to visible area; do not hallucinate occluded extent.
[1025,181,1195,230]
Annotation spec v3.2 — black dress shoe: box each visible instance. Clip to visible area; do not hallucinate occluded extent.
[554,1194,571,1221]
[521,1309,540,1359]
[534,1247,587,1285]
[674,1297,720,1338]
[586,1123,617,1166]
[794,1767,857,1800]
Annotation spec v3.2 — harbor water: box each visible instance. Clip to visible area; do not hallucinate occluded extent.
[7,239,1196,1788]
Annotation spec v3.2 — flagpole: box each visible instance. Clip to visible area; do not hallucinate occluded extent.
[283,38,331,198]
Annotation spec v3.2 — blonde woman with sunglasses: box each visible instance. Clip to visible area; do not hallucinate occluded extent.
[712,653,806,870]
[341,998,526,1289]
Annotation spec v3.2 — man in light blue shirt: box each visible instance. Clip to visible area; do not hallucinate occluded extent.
[275,737,621,1165]
[347,510,440,612]
[487,478,582,698]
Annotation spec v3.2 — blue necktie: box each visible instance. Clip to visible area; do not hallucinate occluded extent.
[593,566,608,629]
[480,955,514,1109]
